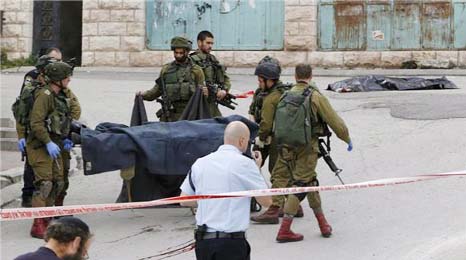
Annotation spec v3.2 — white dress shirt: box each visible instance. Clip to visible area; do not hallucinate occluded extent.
[180,144,268,233]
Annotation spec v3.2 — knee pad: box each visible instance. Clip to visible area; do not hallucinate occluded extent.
[36,181,53,199]
[292,181,309,201]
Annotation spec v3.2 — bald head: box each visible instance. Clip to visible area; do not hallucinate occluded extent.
[224,121,250,153]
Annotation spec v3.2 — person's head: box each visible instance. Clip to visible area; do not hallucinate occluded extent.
[254,62,280,90]
[197,30,214,54]
[44,61,73,89]
[295,63,313,83]
[223,121,250,153]
[45,47,63,61]
[171,36,192,63]
[45,217,92,260]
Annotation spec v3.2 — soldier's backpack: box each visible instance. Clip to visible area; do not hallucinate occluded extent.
[11,82,41,127]
[274,87,314,147]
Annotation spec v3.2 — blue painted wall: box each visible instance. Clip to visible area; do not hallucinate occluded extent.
[318,0,466,50]
[146,0,284,50]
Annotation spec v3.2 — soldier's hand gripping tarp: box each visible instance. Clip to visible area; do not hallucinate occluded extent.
[327,76,458,92]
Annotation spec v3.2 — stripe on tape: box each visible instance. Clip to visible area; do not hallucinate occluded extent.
[1,171,465,221]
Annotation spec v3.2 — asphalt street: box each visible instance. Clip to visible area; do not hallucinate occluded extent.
[1,69,466,260]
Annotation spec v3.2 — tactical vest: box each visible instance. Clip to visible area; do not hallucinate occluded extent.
[48,92,72,138]
[253,82,292,124]
[162,61,197,103]
[190,53,226,85]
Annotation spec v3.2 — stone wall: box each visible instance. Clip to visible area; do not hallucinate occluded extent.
[82,0,465,68]
[0,0,33,60]
[2,0,465,68]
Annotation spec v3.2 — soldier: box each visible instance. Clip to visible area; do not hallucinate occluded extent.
[249,57,303,224]
[15,48,80,208]
[56,78,80,208]
[137,36,207,122]
[26,62,75,239]
[190,31,231,117]
[274,64,352,243]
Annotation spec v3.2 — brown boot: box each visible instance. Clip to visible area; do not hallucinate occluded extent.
[315,213,332,238]
[276,217,304,243]
[30,218,47,239]
[250,205,279,224]
[279,205,304,218]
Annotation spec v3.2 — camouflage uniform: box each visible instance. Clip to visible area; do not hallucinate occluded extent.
[27,85,72,208]
[275,81,351,242]
[190,50,231,117]
[57,88,80,203]
[141,60,205,121]
[275,82,350,215]
[250,81,290,207]
[142,37,205,122]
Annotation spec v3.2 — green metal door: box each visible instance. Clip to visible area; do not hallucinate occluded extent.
[146,0,284,50]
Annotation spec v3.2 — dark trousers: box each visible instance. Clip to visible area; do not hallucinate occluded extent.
[195,238,251,260]
[21,160,35,198]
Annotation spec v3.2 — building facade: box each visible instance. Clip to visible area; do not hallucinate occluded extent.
[1,0,466,68]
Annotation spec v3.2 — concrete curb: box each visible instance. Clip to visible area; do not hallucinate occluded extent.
[2,66,466,77]
[0,149,82,208]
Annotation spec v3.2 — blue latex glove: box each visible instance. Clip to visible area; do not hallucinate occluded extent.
[18,138,26,153]
[347,141,353,152]
[63,138,73,151]
[46,141,61,159]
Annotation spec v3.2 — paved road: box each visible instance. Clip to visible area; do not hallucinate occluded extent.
[1,70,465,260]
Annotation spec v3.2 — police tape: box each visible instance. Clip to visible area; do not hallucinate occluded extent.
[1,170,465,221]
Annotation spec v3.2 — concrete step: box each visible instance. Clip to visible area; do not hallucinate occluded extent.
[0,118,15,128]
[0,127,17,139]
[0,167,23,188]
[0,138,19,151]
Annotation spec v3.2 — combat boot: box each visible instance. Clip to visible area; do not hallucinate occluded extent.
[30,218,47,239]
[54,195,73,219]
[250,205,279,224]
[278,205,304,218]
[315,213,332,238]
[276,217,304,243]
[54,194,65,206]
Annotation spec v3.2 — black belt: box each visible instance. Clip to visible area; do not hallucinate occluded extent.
[195,231,246,240]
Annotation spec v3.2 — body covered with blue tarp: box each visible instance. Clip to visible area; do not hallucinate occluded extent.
[81,115,258,176]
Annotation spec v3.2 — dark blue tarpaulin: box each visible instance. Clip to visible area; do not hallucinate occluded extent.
[81,115,258,176]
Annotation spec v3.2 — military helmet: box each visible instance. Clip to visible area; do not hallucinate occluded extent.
[44,61,73,82]
[170,36,192,51]
[35,55,57,71]
[257,56,282,74]
[254,62,281,80]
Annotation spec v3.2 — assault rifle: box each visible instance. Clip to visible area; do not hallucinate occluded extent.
[155,77,175,121]
[318,134,345,185]
[206,83,238,110]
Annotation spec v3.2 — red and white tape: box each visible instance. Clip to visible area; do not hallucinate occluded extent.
[1,170,465,221]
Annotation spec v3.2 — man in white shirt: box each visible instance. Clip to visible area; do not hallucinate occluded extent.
[180,121,272,260]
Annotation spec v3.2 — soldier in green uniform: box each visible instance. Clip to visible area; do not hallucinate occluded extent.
[56,85,81,207]
[14,51,80,208]
[275,64,352,243]
[250,57,304,224]
[189,31,231,117]
[26,62,75,239]
[137,36,206,122]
